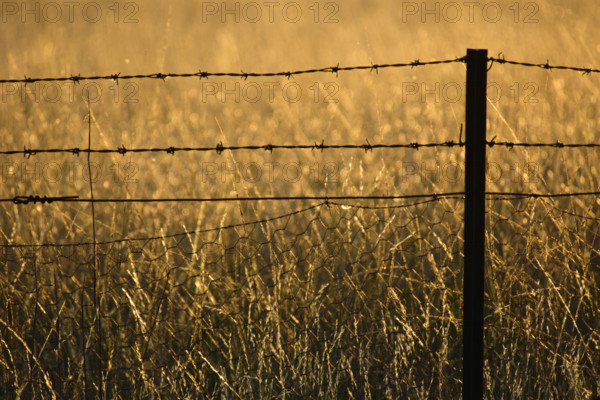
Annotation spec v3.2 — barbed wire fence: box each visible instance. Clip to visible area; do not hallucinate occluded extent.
[1,51,599,399]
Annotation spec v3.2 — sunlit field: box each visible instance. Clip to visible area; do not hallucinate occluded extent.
[1,0,599,398]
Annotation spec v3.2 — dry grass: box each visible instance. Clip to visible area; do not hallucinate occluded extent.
[0,0,599,398]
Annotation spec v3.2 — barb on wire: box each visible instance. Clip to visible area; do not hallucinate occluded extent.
[0,140,468,157]
[488,53,600,75]
[0,57,466,85]
[12,195,79,205]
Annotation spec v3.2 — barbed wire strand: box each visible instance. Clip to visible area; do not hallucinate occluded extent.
[486,139,600,149]
[488,54,600,75]
[6,139,600,158]
[5,193,464,205]
[486,191,600,200]
[7,191,600,206]
[1,141,466,157]
[0,58,465,85]
[2,55,598,86]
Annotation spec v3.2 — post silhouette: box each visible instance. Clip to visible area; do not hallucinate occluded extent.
[463,48,487,400]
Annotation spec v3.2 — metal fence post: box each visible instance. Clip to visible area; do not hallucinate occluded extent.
[463,48,488,400]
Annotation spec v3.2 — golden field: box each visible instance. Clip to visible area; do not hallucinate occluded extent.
[0,0,599,398]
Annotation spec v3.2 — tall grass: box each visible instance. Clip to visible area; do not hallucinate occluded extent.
[0,0,599,398]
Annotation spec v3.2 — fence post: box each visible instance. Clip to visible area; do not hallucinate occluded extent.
[463,48,487,400]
